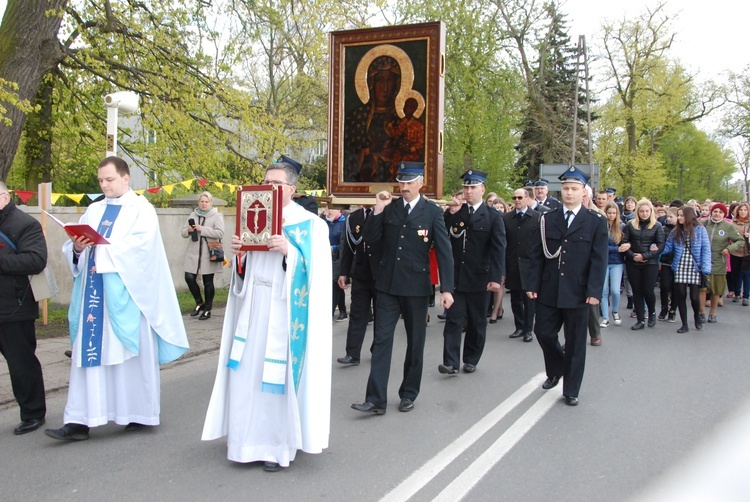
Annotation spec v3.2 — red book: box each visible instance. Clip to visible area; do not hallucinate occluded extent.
[236,185,283,251]
[43,210,110,245]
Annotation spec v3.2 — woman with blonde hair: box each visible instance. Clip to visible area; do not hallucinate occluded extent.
[182,191,225,320]
[619,198,665,330]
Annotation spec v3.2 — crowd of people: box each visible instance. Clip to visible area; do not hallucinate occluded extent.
[1,155,748,476]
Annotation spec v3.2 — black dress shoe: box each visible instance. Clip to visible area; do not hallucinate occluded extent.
[542,376,561,390]
[351,402,386,415]
[398,398,414,412]
[64,350,72,358]
[463,363,476,373]
[695,321,703,331]
[509,329,524,338]
[14,418,45,435]
[198,310,211,320]
[438,364,459,375]
[336,355,360,365]
[44,424,90,441]
[523,332,533,342]
[190,304,204,317]
[263,461,281,472]
[677,325,689,333]
[631,321,645,330]
[564,396,579,406]
[437,312,447,320]
[488,318,497,324]
[647,316,656,328]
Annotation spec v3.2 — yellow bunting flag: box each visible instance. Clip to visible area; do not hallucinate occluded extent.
[51,193,62,204]
[180,179,193,189]
[135,189,145,195]
[162,184,175,195]
[66,194,85,204]
[227,184,237,193]
[213,181,224,191]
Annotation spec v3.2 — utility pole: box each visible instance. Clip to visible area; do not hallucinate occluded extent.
[571,35,594,187]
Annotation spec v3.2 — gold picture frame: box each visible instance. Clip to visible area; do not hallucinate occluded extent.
[328,22,446,199]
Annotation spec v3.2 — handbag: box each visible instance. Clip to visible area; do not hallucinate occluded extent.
[686,238,710,288]
[0,229,58,300]
[207,240,224,262]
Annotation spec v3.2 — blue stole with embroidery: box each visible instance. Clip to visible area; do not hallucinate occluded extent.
[81,204,122,367]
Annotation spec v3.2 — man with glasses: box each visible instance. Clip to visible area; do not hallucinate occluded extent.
[0,183,48,435]
[203,156,332,472]
[503,188,542,343]
[352,161,454,414]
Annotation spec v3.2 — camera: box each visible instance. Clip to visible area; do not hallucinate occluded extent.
[104,91,139,113]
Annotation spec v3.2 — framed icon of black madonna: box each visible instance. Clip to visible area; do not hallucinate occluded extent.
[328,22,446,199]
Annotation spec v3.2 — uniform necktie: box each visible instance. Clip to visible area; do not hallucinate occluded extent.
[516,211,523,218]
[405,203,411,215]
[469,206,475,215]
[565,210,574,227]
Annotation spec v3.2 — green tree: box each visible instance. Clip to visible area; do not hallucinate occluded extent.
[395,0,523,196]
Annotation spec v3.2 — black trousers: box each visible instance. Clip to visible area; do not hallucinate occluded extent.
[660,266,676,312]
[185,272,216,310]
[0,320,46,420]
[344,279,376,359]
[510,289,535,333]
[534,302,588,398]
[626,263,659,322]
[365,292,428,407]
[442,290,488,368]
[332,281,347,316]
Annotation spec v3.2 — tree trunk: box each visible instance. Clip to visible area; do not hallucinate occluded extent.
[0,0,67,181]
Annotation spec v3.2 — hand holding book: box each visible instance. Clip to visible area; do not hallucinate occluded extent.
[43,210,110,245]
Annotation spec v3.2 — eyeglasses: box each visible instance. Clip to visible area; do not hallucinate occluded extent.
[512,196,524,200]
[262,179,291,186]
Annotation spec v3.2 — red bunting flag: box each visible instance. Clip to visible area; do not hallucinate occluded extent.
[197,177,207,188]
[146,187,161,194]
[14,190,36,204]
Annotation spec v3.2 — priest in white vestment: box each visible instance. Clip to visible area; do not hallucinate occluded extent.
[45,157,189,441]
[202,158,332,472]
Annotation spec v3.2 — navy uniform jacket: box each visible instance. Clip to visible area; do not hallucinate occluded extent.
[502,207,542,291]
[339,208,383,282]
[364,196,453,297]
[527,207,608,309]
[443,202,506,292]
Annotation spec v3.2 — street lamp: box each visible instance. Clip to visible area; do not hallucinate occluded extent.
[104,91,139,157]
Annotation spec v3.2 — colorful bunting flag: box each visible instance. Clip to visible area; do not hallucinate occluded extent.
[66,194,85,204]
[14,190,36,204]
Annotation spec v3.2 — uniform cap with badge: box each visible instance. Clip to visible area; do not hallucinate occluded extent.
[395,161,425,182]
[460,169,487,186]
[558,165,589,186]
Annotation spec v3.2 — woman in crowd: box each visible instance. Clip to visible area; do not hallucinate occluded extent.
[730,202,750,304]
[702,202,744,323]
[600,202,625,327]
[182,191,225,320]
[621,196,637,224]
[662,206,711,332]
[620,198,665,330]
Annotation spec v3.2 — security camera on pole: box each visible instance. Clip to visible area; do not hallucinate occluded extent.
[104,91,140,157]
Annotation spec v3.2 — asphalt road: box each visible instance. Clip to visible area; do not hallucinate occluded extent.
[2,296,750,501]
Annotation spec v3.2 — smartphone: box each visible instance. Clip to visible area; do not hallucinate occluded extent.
[188,218,195,226]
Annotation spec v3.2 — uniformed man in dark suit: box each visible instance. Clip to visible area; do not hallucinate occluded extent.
[336,206,383,365]
[526,166,608,406]
[352,162,454,414]
[532,178,562,211]
[503,187,542,343]
[439,169,506,375]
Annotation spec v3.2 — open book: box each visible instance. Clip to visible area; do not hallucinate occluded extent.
[42,210,110,245]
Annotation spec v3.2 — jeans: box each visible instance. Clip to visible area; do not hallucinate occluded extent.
[730,255,750,298]
[601,263,624,321]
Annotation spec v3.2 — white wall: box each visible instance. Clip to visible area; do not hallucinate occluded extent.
[21,205,235,307]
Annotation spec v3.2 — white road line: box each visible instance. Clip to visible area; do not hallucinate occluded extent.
[380,372,547,502]
[433,389,560,502]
